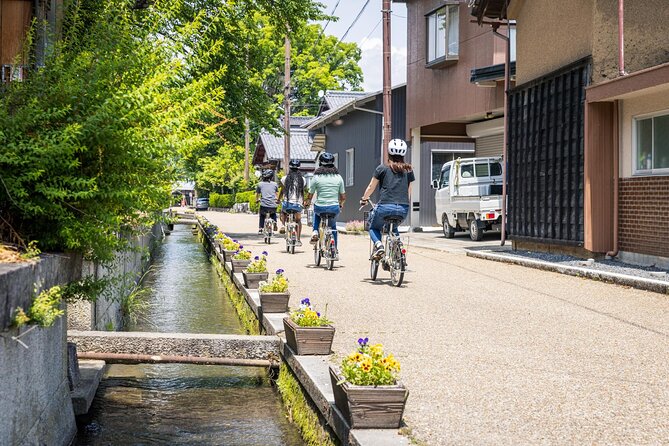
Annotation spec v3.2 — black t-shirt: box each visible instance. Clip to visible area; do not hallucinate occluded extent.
[373,164,415,205]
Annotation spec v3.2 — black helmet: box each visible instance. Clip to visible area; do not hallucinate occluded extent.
[289,159,301,169]
[319,152,335,167]
[261,169,274,179]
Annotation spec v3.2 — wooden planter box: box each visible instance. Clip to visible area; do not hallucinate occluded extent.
[231,258,251,273]
[329,366,408,429]
[259,292,290,313]
[222,249,237,262]
[283,317,335,355]
[242,271,268,289]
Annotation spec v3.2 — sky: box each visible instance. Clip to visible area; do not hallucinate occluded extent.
[314,0,408,92]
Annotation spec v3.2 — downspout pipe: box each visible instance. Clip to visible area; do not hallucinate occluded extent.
[606,100,620,258]
[618,0,626,76]
[492,13,511,246]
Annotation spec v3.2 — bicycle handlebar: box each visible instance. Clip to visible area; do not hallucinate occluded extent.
[358,198,375,211]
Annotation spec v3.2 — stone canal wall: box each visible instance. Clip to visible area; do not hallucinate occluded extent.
[0,255,81,446]
[0,222,164,446]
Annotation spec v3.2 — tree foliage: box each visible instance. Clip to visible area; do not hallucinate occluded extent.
[0,0,223,261]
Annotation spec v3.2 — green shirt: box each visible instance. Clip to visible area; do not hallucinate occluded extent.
[309,174,345,206]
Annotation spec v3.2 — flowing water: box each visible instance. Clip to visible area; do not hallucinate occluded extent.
[76,224,303,445]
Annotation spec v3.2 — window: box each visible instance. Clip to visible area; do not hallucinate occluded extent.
[426,4,459,65]
[332,153,339,170]
[475,162,489,177]
[431,151,453,182]
[460,163,474,178]
[345,148,354,186]
[440,166,451,188]
[490,162,503,177]
[634,111,669,173]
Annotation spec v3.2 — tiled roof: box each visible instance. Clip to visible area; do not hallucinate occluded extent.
[323,90,369,112]
[258,128,316,161]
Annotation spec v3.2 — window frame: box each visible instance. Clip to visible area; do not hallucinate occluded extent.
[425,2,460,68]
[430,150,457,184]
[633,108,669,176]
[345,148,355,187]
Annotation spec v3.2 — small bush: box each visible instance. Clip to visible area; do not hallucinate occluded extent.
[235,191,258,212]
[210,193,235,208]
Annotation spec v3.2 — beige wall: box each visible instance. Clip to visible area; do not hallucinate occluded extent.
[619,83,669,178]
[592,0,669,83]
[510,0,593,85]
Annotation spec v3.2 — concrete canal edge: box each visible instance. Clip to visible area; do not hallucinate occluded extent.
[197,217,411,446]
[465,249,669,294]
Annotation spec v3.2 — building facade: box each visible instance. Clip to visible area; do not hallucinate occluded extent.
[398,0,513,226]
[474,0,669,266]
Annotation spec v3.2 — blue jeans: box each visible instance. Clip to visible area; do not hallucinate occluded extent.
[368,203,409,244]
[282,201,303,213]
[313,204,339,246]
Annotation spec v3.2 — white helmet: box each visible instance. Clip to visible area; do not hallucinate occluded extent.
[388,139,408,156]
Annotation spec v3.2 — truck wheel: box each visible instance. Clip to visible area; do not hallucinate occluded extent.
[442,216,455,238]
[469,219,484,241]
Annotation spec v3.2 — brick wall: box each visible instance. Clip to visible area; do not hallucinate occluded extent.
[619,176,669,258]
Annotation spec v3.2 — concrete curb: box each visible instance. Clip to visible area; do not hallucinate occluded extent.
[465,249,669,295]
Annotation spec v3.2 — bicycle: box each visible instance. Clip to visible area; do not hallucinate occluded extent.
[262,211,275,244]
[361,200,407,287]
[313,212,338,271]
[284,209,299,254]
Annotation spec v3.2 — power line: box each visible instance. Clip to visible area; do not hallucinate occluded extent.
[321,0,342,34]
[362,18,381,41]
[338,0,371,43]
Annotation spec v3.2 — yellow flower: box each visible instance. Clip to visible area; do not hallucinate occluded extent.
[348,352,363,363]
[360,358,372,372]
[370,343,384,356]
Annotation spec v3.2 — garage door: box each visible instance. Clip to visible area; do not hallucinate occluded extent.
[475,133,503,157]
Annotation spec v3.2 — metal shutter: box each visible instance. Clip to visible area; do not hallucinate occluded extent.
[475,133,504,157]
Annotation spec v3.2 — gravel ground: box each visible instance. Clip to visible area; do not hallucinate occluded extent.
[490,250,669,282]
[203,211,669,446]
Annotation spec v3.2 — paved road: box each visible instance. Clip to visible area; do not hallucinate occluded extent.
[203,211,669,446]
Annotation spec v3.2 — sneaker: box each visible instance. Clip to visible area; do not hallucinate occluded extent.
[279,226,286,234]
[296,240,303,247]
[258,229,263,234]
[273,222,278,231]
[310,231,319,244]
[372,242,385,260]
[334,250,340,261]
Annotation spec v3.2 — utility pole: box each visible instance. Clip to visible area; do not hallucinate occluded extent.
[283,30,291,175]
[381,0,392,165]
[244,117,250,182]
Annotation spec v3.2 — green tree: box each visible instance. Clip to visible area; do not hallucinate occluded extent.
[0,0,224,261]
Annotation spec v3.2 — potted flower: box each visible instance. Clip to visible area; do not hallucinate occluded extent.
[231,249,252,273]
[283,298,334,355]
[258,269,290,313]
[329,338,408,429]
[221,237,240,262]
[241,252,269,289]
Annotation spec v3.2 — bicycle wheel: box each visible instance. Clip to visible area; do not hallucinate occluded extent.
[390,241,405,287]
[313,244,321,266]
[370,259,379,280]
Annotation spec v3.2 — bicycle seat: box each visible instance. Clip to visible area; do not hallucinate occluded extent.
[383,215,404,225]
[320,213,336,219]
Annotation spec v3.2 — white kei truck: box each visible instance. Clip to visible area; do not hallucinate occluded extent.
[432,157,503,241]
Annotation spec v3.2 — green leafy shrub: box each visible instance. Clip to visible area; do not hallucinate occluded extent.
[210,193,235,208]
[235,191,259,212]
[233,250,252,260]
[14,286,65,328]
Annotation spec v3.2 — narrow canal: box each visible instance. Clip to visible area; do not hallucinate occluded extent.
[76,224,304,445]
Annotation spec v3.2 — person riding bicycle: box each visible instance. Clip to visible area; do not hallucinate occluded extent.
[278,159,305,246]
[304,152,346,255]
[360,139,414,259]
[256,169,279,234]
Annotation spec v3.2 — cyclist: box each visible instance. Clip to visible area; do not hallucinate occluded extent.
[304,152,346,254]
[278,159,305,246]
[255,169,279,234]
[359,139,415,259]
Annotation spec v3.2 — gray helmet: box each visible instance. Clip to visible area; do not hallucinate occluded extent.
[289,159,301,170]
[319,152,335,167]
[261,169,274,179]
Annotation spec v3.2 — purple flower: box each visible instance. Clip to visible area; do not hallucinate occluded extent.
[317,312,321,317]
[357,337,369,346]
[262,251,268,256]
[300,298,310,305]
[239,245,244,249]
[276,268,284,275]
[232,239,238,243]
[254,256,260,261]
